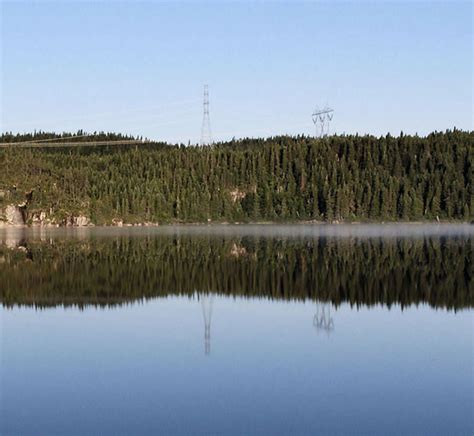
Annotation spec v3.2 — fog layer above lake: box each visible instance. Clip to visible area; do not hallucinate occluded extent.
[1,223,472,241]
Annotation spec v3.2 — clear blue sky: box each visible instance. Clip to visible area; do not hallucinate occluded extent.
[1,1,472,143]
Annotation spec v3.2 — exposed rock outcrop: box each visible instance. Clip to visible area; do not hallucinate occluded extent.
[229,188,247,203]
[1,207,92,227]
[64,215,91,227]
[4,205,26,225]
[112,218,124,227]
[0,188,34,226]
[31,211,49,226]
[229,186,257,204]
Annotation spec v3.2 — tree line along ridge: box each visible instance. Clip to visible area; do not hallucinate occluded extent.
[0,129,472,224]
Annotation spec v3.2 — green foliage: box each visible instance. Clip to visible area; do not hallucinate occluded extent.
[0,129,472,223]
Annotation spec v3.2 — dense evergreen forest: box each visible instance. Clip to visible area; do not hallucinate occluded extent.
[0,130,145,143]
[0,129,472,224]
[1,234,471,309]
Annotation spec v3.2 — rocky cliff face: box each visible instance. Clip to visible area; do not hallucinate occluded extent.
[1,207,92,227]
[64,215,91,227]
[0,187,92,227]
[3,205,26,225]
[0,188,29,226]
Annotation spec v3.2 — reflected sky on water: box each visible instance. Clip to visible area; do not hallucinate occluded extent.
[2,298,472,435]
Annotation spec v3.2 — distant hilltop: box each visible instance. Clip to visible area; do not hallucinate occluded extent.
[0,130,152,148]
[0,129,472,225]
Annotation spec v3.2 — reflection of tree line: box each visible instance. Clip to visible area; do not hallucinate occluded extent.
[0,235,471,309]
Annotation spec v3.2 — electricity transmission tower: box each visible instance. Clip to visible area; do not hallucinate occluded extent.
[200,85,213,146]
[313,302,335,336]
[312,106,334,138]
[200,294,214,355]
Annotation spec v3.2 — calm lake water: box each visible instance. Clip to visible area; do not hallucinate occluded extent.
[1,224,473,435]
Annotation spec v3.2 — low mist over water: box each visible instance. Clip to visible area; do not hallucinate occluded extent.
[2,222,472,240]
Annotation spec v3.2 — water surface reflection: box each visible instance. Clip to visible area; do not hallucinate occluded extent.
[0,225,472,435]
[0,224,472,309]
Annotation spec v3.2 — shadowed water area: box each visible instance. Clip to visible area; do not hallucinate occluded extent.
[1,224,473,435]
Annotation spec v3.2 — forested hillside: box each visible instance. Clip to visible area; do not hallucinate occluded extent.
[0,130,472,224]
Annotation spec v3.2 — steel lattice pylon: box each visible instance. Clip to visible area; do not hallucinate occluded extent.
[313,302,335,336]
[200,85,213,146]
[312,106,334,138]
[200,293,214,355]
